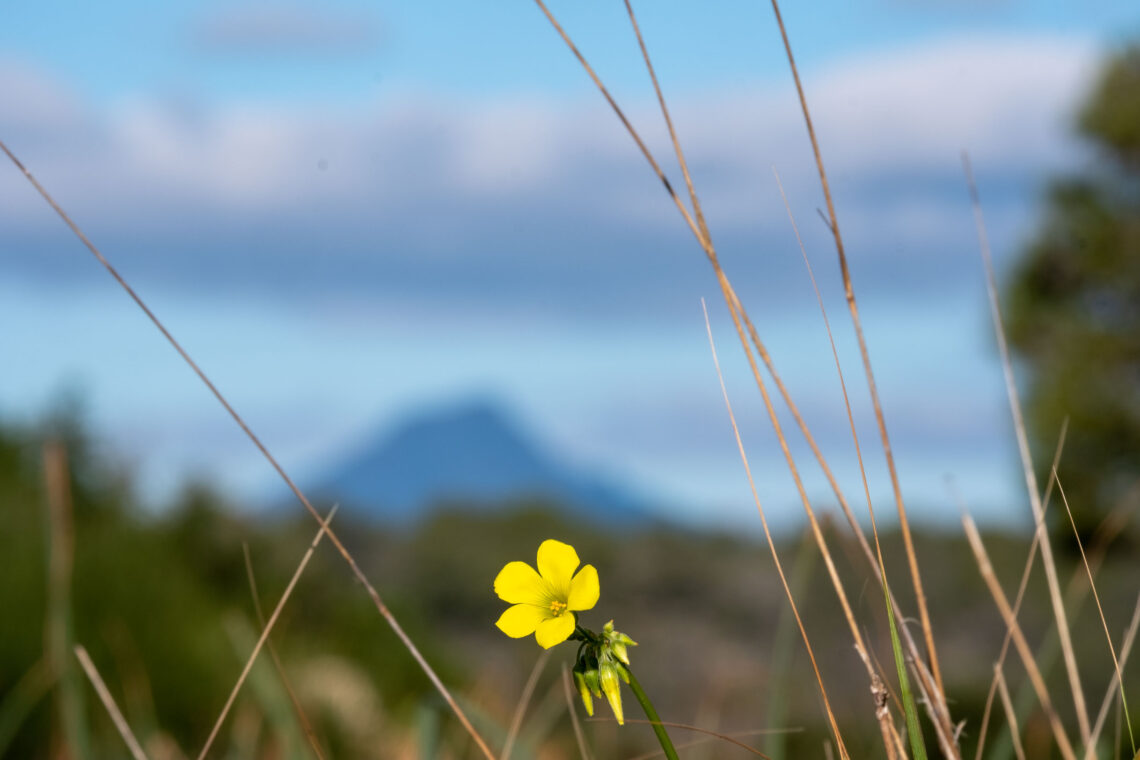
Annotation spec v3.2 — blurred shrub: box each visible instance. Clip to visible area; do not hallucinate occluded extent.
[1007,44,1140,544]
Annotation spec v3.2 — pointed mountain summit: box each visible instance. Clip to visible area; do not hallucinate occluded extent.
[310,399,649,525]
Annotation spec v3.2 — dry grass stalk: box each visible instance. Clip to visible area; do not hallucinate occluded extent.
[626,0,955,749]
[626,728,801,760]
[860,653,901,760]
[964,153,1091,745]
[535,0,855,751]
[702,300,849,760]
[970,421,1068,760]
[561,666,593,760]
[0,137,496,760]
[767,0,946,710]
[74,645,149,760]
[501,650,552,760]
[1087,594,1140,757]
[620,0,710,244]
[734,222,959,747]
[714,246,888,752]
[588,717,774,758]
[196,507,337,760]
[773,168,959,754]
[241,545,327,760]
[963,515,1076,760]
[530,0,702,244]
[994,667,1027,760]
[984,491,1138,760]
[540,2,926,752]
[624,0,875,689]
[1055,471,1137,756]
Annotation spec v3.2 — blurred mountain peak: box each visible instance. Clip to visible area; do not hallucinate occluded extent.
[309,396,649,525]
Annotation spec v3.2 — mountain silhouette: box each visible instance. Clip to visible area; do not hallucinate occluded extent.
[309,398,649,525]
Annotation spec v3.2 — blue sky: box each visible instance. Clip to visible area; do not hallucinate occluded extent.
[2,1,1137,532]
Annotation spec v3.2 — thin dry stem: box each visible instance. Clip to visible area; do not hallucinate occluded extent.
[610,6,909,752]
[622,0,875,694]
[995,667,1027,760]
[501,650,551,760]
[0,137,496,760]
[531,0,705,251]
[588,717,773,758]
[971,421,1068,760]
[1088,594,1140,757]
[625,729,801,760]
[1056,470,1136,756]
[774,169,957,753]
[964,153,1090,744]
[703,300,849,760]
[862,657,900,760]
[196,507,337,760]
[717,267,881,743]
[620,0,709,243]
[74,646,149,760]
[561,666,593,760]
[963,515,1076,760]
[241,544,326,760]
[744,199,959,743]
[535,3,855,753]
[768,0,945,708]
[534,2,955,747]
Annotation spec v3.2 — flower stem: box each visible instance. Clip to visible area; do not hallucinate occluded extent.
[625,667,679,760]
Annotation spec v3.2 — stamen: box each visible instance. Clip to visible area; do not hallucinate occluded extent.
[549,600,567,615]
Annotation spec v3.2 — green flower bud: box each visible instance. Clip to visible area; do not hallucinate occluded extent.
[616,660,631,685]
[599,661,625,726]
[602,621,638,666]
[572,667,594,717]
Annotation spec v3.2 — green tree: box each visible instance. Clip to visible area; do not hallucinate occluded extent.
[1006,46,1140,543]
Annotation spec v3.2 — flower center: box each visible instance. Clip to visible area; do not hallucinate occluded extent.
[549,599,568,616]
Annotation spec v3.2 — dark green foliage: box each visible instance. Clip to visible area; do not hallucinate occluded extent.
[1006,45,1140,543]
[1078,48,1140,168]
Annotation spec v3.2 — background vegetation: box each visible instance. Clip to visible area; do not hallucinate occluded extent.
[1,404,1137,758]
[1007,45,1140,546]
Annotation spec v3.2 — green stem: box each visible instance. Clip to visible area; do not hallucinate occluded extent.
[625,667,679,760]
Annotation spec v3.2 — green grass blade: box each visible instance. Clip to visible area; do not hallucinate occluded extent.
[883,581,928,760]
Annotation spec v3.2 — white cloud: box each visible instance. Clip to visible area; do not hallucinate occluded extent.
[807,35,1098,172]
[192,3,383,55]
[0,34,1099,270]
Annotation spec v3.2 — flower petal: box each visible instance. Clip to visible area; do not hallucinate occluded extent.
[496,604,550,638]
[494,561,549,605]
[536,539,579,598]
[534,612,576,649]
[566,564,599,611]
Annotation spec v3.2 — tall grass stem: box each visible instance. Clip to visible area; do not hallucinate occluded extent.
[963,152,1091,745]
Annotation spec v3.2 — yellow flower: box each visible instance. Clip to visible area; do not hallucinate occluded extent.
[493,539,600,649]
